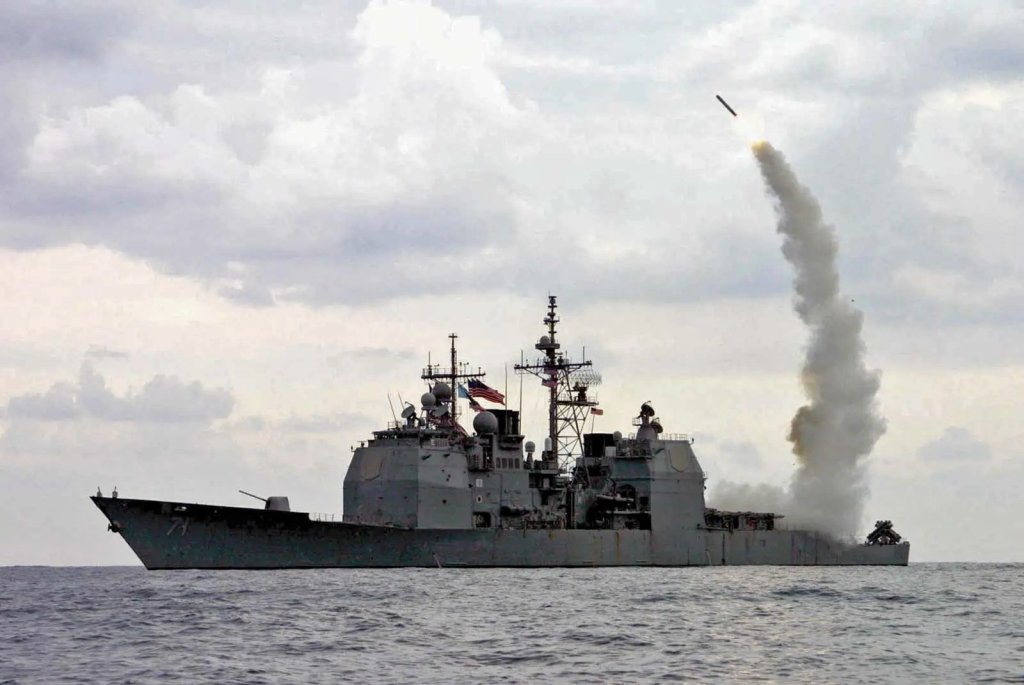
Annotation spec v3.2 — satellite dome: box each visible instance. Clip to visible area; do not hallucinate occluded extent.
[539,335,550,346]
[421,392,437,408]
[473,411,499,435]
[613,431,622,442]
[431,382,452,401]
[524,441,536,454]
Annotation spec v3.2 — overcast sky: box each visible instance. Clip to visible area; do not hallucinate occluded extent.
[1,0,1022,564]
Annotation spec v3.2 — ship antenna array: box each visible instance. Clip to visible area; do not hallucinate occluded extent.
[420,332,487,433]
[514,295,600,470]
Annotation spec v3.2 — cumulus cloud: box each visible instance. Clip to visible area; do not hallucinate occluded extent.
[5,362,233,423]
[0,0,1016,318]
[6,381,80,421]
[0,2,139,182]
[4,1,530,305]
[917,427,993,462]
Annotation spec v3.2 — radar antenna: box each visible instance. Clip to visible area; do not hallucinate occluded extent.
[420,333,487,435]
[515,295,600,471]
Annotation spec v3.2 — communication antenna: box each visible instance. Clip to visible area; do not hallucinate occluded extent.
[387,393,399,423]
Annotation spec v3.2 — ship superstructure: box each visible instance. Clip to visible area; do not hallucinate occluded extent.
[92,297,909,568]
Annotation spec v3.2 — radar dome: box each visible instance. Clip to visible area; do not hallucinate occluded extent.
[431,382,452,401]
[524,441,536,454]
[539,335,550,346]
[473,411,499,435]
[420,392,437,408]
[613,431,622,442]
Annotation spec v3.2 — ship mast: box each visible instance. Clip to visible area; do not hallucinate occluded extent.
[515,296,601,470]
[420,333,485,433]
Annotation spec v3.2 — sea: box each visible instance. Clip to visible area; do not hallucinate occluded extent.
[1,564,1021,684]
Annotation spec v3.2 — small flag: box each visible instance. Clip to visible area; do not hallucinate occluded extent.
[591,407,604,415]
[468,397,484,413]
[457,384,470,399]
[542,378,558,389]
[467,378,505,404]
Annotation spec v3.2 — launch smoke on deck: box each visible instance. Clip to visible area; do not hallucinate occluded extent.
[743,140,886,538]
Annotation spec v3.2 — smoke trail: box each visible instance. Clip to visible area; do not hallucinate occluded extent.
[747,141,886,538]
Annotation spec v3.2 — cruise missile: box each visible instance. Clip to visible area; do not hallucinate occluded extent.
[716,94,738,117]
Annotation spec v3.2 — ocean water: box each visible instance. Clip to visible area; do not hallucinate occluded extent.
[1,565,1021,684]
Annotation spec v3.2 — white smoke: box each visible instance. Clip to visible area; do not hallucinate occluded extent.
[710,141,886,539]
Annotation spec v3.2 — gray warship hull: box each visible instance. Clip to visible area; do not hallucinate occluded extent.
[92,497,909,569]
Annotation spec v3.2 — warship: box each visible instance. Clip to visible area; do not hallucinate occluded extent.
[92,296,909,568]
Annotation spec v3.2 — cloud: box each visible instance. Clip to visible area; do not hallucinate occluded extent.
[217,282,275,308]
[6,381,80,421]
[85,345,129,360]
[0,2,136,63]
[0,2,139,183]
[4,362,233,423]
[347,346,416,361]
[0,0,1019,326]
[2,2,534,305]
[227,412,374,434]
[917,427,993,462]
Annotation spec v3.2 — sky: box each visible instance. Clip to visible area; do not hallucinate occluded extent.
[1,0,1022,565]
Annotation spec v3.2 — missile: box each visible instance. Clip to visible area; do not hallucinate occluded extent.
[716,94,738,117]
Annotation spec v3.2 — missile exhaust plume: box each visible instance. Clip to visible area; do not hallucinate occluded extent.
[713,141,886,539]
[755,141,886,537]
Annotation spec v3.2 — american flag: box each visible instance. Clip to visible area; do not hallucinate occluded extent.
[541,378,558,389]
[590,407,604,415]
[468,378,505,404]
[458,384,485,412]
